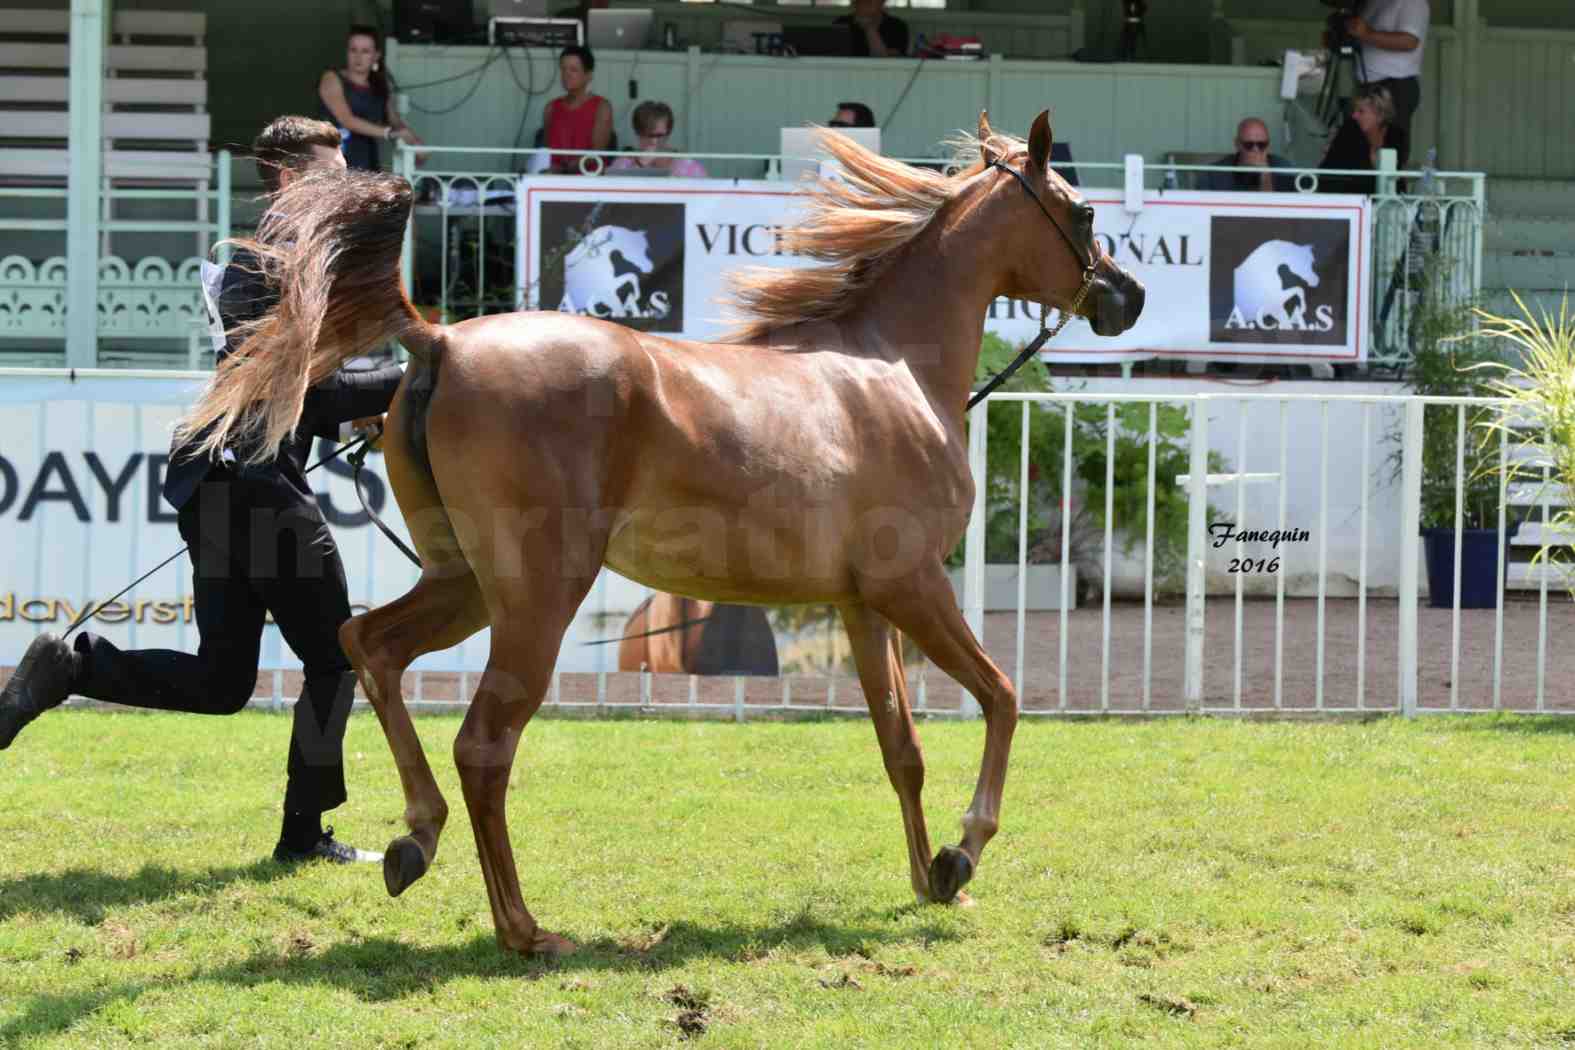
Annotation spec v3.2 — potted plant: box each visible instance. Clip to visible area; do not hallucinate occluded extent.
[1388,255,1507,608]
[945,333,1217,606]
[1477,293,1575,597]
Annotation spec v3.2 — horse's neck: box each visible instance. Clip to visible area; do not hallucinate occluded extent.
[844,224,999,418]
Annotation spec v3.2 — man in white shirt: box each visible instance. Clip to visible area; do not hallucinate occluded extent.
[1346,0,1429,164]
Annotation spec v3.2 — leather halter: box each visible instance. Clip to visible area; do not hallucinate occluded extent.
[988,159,1099,330]
[966,159,1101,412]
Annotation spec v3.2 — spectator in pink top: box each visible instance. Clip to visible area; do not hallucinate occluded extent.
[607,101,708,178]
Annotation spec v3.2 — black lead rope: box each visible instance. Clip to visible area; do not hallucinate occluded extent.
[967,322,1053,412]
[347,428,422,568]
[582,615,715,648]
[62,431,376,639]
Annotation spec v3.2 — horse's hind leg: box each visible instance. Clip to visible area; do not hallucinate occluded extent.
[863,563,1018,903]
[840,602,935,903]
[454,569,596,957]
[339,569,487,896]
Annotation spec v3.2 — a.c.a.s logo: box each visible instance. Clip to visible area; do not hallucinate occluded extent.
[537,201,685,332]
[1208,216,1350,345]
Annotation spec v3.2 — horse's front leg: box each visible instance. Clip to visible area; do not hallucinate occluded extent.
[864,563,1019,904]
[840,602,936,903]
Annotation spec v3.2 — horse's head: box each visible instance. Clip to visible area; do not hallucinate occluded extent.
[978,110,1143,337]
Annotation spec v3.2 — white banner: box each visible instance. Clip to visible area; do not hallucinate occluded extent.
[517,177,1372,364]
[0,374,648,675]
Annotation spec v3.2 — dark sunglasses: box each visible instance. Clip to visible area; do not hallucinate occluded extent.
[1239,140,1269,151]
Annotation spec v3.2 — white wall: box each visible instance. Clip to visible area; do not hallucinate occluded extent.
[1043,377,1409,598]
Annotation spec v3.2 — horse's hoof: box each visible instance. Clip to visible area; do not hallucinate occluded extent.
[530,930,578,958]
[501,927,577,958]
[928,846,975,903]
[383,836,428,898]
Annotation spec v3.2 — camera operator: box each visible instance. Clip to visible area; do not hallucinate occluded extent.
[1343,0,1428,165]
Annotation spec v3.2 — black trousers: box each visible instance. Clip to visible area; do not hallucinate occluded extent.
[74,464,357,815]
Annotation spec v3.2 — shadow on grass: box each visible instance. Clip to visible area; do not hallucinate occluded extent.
[0,910,964,1041]
[0,860,293,925]
[1414,713,1575,736]
[210,909,965,1000]
[0,986,151,1047]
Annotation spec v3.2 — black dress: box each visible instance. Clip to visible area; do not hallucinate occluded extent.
[320,70,387,171]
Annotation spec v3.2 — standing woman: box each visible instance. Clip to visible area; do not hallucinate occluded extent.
[318,25,423,171]
[543,45,612,174]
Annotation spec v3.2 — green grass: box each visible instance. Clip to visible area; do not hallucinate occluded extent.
[3,711,1575,1048]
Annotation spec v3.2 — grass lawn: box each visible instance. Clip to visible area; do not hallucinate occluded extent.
[2,710,1575,1048]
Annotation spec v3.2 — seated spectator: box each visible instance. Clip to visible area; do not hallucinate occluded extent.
[544,45,613,174]
[1317,84,1406,195]
[834,0,908,58]
[829,102,876,129]
[608,101,708,177]
[1197,118,1293,193]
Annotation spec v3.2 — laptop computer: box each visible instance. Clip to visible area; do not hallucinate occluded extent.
[780,126,881,184]
[587,8,652,50]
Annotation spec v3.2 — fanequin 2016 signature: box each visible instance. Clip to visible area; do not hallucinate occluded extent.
[1208,521,1311,574]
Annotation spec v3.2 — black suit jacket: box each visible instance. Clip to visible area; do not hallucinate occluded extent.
[163,250,405,511]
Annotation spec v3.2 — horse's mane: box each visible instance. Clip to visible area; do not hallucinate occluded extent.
[725,126,1028,343]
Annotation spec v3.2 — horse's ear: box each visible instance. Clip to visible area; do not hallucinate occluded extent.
[1027,110,1053,177]
[977,109,996,166]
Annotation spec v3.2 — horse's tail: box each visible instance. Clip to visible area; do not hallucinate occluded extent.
[173,169,430,466]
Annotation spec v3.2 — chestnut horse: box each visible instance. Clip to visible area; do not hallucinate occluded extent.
[616,593,779,676]
[179,111,1142,956]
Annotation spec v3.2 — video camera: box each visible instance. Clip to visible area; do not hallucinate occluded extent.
[1320,0,1357,53]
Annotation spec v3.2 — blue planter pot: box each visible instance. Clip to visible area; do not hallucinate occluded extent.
[1422,527,1506,609]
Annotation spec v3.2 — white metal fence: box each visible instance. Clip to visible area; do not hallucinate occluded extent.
[956,391,1570,719]
[188,389,1570,723]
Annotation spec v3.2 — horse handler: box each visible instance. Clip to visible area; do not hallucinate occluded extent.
[0,116,405,866]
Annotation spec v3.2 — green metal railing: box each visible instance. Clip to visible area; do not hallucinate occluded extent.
[0,150,231,366]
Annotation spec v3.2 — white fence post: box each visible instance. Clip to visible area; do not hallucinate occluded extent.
[1183,399,1210,711]
[961,402,988,719]
[66,0,106,368]
[215,149,231,261]
[1397,399,1424,717]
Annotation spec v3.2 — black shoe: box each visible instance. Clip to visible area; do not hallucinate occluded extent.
[0,633,80,750]
[272,826,384,865]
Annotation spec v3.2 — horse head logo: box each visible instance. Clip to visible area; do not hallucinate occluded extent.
[1232,240,1321,329]
[562,225,657,319]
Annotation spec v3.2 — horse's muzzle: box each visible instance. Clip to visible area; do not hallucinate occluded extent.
[1089,274,1145,337]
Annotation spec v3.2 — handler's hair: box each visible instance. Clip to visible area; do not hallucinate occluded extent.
[174,169,424,466]
[252,116,343,194]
